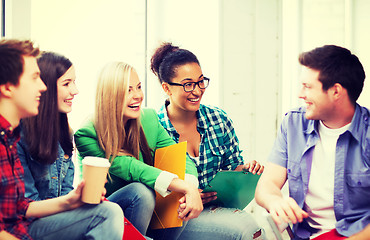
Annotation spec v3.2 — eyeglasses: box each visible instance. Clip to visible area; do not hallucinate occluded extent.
[167,77,210,92]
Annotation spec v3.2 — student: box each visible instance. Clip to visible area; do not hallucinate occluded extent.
[255,45,370,239]
[18,52,78,200]
[151,42,265,240]
[0,39,124,240]
[74,61,203,237]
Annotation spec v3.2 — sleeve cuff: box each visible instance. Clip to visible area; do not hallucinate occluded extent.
[154,171,178,197]
[185,173,199,188]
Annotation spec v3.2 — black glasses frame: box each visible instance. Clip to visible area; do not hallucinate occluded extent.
[167,77,210,92]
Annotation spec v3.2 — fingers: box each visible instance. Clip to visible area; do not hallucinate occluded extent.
[178,196,186,204]
[286,197,308,223]
[75,179,85,194]
[248,160,257,173]
[256,164,264,175]
[270,197,308,225]
[244,160,264,175]
[200,191,217,204]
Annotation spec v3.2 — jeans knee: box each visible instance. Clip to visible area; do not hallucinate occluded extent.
[132,183,155,210]
[100,201,124,221]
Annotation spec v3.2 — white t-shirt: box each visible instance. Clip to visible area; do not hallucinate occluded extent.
[304,120,350,238]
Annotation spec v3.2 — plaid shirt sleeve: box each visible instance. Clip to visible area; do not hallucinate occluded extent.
[0,116,33,239]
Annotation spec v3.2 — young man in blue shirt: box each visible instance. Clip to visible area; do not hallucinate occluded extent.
[255,45,370,239]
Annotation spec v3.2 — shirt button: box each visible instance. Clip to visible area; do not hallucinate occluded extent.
[288,169,291,173]
[9,145,13,149]
[0,131,4,135]
[357,181,362,186]
[64,154,69,159]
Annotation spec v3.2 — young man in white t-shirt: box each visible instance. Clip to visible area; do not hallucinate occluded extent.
[255,45,370,239]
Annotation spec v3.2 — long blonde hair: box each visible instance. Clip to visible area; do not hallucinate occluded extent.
[94,62,153,165]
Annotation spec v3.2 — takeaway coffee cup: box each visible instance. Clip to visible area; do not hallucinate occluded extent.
[81,156,110,204]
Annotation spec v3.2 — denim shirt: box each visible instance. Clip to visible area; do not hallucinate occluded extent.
[269,104,370,238]
[17,135,74,201]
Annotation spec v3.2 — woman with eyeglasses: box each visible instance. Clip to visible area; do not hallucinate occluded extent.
[151,42,266,240]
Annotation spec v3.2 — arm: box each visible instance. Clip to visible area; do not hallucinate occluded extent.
[255,162,308,224]
[348,224,370,240]
[17,141,42,201]
[26,180,85,218]
[74,121,162,188]
[0,231,19,240]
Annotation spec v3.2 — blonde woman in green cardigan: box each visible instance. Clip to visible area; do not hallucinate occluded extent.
[74,62,202,239]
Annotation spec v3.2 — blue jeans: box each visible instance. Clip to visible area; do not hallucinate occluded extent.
[28,201,124,240]
[108,182,156,235]
[149,205,265,240]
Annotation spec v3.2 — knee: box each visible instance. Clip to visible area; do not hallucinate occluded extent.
[131,183,156,209]
[100,201,124,221]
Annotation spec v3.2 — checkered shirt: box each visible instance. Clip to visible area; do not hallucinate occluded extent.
[0,115,33,240]
[158,103,244,189]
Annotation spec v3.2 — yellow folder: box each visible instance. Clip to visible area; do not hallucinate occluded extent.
[149,141,187,229]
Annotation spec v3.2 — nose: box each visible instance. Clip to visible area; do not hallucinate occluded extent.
[191,83,202,95]
[71,82,79,95]
[298,87,305,100]
[39,77,47,92]
[133,88,143,99]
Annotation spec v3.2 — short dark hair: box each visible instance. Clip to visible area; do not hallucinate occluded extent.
[299,45,365,104]
[0,39,40,86]
[150,42,200,84]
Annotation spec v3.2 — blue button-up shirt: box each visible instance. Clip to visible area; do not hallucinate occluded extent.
[269,104,370,238]
[158,103,244,189]
[17,134,74,201]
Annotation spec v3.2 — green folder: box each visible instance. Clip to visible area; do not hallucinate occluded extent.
[202,170,261,210]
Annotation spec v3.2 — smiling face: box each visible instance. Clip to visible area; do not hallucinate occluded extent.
[298,67,335,121]
[57,65,79,113]
[164,62,205,113]
[11,56,47,120]
[122,69,143,124]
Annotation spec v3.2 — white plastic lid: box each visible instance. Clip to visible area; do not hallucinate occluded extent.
[82,156,110,168]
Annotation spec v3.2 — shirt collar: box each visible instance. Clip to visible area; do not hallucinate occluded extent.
[303,104,366,142]
[0,114,20,138]
[347,104,368,143]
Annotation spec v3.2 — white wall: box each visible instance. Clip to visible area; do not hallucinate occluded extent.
[4,0,370,165]
[281,0,370,116]
[220,0,281,163]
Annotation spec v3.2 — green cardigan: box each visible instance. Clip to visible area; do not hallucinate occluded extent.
[74,108,198,196]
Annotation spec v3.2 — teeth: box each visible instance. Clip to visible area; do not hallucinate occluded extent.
[189,98,199,102]
[65,100,72,103]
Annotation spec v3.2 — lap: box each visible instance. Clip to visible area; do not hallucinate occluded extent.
[179,205,264,240]
[28,201,122,240]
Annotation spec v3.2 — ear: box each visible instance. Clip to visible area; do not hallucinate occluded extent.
[162,82,171,96]
[330,83,343,100]
[0,83,14,98]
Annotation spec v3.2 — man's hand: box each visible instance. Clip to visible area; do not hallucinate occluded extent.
[268,196,308,225]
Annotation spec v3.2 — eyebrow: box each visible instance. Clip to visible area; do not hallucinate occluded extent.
[129,82,141,88]
[180,74,204,83]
